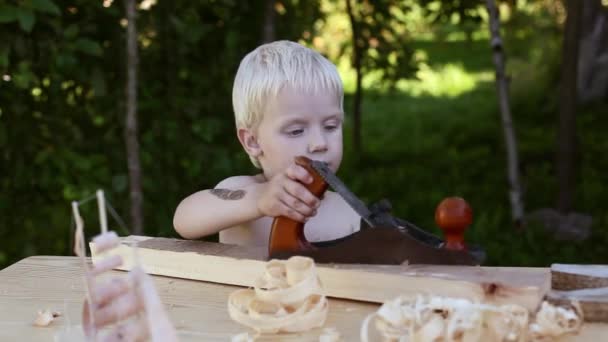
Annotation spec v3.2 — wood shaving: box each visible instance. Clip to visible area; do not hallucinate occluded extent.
[361,295,583,342]
[228,256,328,334]
[319,327,342,341]
[33,309,61,327]
[231,331,258,342]
[529,301,583,341]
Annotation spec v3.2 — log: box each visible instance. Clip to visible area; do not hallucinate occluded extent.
[91,236,550,312]
[547,287,608,323]
[552,264,608,291]
[548,264,608,322]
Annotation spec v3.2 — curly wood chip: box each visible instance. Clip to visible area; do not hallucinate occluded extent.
[361,296,583,342]
[228,256,328,334]
[529,301,583,341]
[33,309,61,327]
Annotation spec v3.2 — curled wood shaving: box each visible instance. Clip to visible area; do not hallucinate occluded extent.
[33,309,61,327]
[484,304,529,341]
[361,295,582,342]
[228,256,328,334]
[529,301,583,341]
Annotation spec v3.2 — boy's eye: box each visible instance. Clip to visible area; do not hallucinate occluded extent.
[287,129,304,136]
[324,121,341,131]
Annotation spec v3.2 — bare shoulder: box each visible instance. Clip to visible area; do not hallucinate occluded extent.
[214,174,265,189]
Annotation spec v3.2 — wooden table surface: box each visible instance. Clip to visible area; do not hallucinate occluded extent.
[1,256,606,341]
[0,256,379,341]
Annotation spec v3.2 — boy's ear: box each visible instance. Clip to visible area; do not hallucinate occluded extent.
[237,128,263,158]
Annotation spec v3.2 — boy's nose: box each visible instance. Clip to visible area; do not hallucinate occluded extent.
[308,133,328,153]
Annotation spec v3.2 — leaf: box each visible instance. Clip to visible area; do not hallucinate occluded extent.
[17,8,36,32]
[112,174,128,193]
[30,0,61,16]
[13,61,35,89]
[0,5,18,23]
[0,122,6,146]
[0,46,9,68]
[73,38,103,56]
[55,52,77,68]
[91,67,107,96]
[169,15,184,32]
[64,24,78,39]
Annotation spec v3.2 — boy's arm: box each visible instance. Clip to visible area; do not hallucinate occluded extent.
[174,163,321,240]
[173,176,264,239]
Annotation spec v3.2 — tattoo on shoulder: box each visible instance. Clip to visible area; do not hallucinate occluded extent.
[210,188,245,200]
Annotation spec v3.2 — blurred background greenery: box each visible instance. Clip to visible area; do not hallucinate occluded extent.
[1,0,607,268]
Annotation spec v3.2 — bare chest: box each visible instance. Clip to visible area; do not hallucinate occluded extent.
[220,192,360,247]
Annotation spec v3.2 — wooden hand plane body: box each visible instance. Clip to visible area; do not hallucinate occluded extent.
[268,156,485,265]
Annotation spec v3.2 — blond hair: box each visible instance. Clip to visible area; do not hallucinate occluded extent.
[232,40,343,168]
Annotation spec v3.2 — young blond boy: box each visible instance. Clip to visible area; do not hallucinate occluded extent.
[173,40,360,246]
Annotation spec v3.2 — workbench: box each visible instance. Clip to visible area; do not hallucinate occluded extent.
[1,256,606,341]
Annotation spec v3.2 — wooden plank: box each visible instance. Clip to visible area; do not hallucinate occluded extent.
[0,256,606,341]
[91,236,551,312]
[552,264,608,290]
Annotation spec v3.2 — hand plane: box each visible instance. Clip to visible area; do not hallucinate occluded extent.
[267,156,485,265]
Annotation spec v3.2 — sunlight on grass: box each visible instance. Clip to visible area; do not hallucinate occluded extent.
[340,60,493,98]
[398,63,477,97]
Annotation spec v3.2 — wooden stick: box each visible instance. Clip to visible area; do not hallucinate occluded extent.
[71,201,98,340]
[96,190,108,234]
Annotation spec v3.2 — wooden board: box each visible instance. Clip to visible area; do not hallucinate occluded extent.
[91,235,550,312]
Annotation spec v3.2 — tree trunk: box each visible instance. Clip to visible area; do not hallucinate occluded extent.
[577,0,608,103]
[262,0,276,43]
[125,0,143,234]
[159,0,177,214]
[557,0,583,213]
[346,0,362,155]
[485,0,525,226]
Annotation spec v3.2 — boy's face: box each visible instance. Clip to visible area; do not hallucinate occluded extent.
[253,86,343,179]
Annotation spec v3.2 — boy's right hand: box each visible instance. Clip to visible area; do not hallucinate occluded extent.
[256,163,321,222]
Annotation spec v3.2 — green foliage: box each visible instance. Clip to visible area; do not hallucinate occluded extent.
[347,0,418,87]
[1,1,606,270]
[335,8,608,266]
[30,0,61,15]
[0,0,323,267]
[0,0,61,32]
